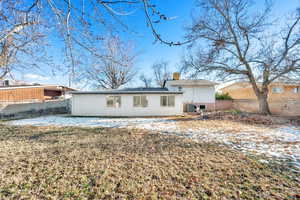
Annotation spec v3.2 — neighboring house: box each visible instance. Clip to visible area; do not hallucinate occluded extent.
[219,81,300,116]
[0,84,75,104]
[71,73,217,116]
[220,82,300,101]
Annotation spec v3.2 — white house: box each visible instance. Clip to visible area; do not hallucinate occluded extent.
[71,73,217,116]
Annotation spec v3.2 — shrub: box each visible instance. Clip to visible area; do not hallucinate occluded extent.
[215,92,233,100]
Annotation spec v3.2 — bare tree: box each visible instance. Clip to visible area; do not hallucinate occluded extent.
[152,60,171,87]
[0,0,184,86]
[139,74,152,88]
[182,0,300,114]
[0,0,45,80]
[86,36,137,89]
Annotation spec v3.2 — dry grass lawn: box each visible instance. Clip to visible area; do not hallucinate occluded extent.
[0,124,299,199]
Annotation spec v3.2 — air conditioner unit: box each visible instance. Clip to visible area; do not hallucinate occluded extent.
[186,104,197,112]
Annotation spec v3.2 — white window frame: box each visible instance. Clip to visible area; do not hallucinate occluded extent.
[272,86,283,94]
[106,96,121,108]
[294,87,299,94]
[160,95,175,107]
[133,96,148,107]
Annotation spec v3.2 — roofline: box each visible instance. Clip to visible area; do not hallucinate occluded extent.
[71,91,183,95]
[0,85,75,91]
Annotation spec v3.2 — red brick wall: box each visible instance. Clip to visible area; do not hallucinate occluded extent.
[215,100,233,110]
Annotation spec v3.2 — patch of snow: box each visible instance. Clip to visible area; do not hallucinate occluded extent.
[6,115,171,128]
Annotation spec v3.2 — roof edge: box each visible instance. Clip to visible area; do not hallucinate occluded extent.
[71,91,183,95]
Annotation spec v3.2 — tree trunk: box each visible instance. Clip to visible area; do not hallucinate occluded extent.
[257,93,271,115]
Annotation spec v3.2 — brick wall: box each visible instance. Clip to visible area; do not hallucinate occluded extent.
[232,99,300,116]
[215,100,233,110]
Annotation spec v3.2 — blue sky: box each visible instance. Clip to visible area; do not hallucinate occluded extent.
[17,0,299,89]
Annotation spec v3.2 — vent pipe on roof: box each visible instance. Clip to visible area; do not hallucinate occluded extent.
[173,72,180,80]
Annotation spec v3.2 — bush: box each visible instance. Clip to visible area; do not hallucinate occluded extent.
[215,92,233,100]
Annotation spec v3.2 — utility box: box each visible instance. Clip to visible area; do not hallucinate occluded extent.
[186,104,197,112]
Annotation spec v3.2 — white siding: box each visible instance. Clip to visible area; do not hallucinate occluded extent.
[166,84,215,103]
[182,86,215,103]
[72,94,183,116]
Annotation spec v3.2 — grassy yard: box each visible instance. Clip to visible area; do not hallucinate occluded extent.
[0,125,299,199]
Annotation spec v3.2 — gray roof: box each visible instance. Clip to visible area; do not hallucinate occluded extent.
[118,87,168,92]
[71,87,183,95]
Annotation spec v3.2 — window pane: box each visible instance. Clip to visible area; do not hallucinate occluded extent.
[133,96,140,107]
[115,96,121,108]
[160,96,167,106]
[141,96,148,107]
[106,96,114,107]
[272,87,283,93]
[107,96,121,108]
[168,96,175,107]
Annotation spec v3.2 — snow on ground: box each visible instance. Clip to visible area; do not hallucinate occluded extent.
[6,115,171,128]
[6,115,300,171]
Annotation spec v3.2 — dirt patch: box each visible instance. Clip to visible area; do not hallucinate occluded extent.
[0,125,300,199]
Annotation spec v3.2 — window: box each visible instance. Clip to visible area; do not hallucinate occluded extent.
[178,86,182,91]
[294,87,299,94]
[133,96,148,107]
[160,96,175,107]
[106,96,121,108]
[272,86,283,94]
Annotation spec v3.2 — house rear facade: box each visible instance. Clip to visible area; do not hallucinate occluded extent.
[71,74,217,117]
[71,88,183,116]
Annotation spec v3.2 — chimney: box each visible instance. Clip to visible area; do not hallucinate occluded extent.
[173,72,180,80]
[4,80,9,86]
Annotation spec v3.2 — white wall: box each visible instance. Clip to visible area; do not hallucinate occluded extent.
[72,94,183,116]
[166,85,215,103]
